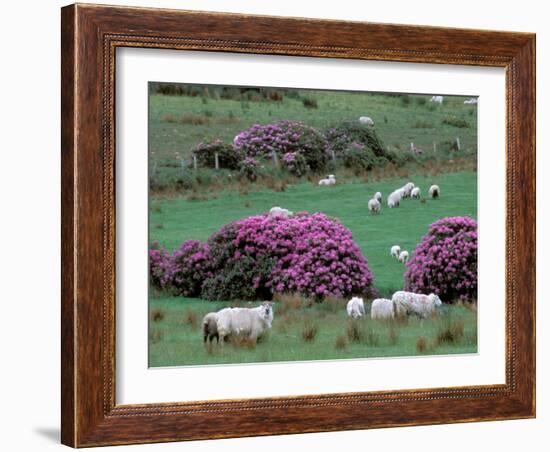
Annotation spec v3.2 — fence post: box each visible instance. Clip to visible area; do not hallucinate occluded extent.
[214,152,219,170]
[272,150,279,167]
[455,137,461,151]
[433,141,437,153]
[331,149,336,163]
[193,155,197,170]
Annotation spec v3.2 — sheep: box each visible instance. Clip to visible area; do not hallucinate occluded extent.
[374,191,382,202]
[402,182,415,197]
[387,189,403,208]
[370,298,395,320]
[464,98,478,105]
[202,312,219,344]
[215,302,274,346]
[398,250,409,263]
[346,297,365,319]
[430,95,444,104]
[390,245,401,259]
[318,174,336,186]
[358,116,374,126]
[428,184,440,198]
[411,187,421,199]
[392,291,443,319]
[269,206,293,219]
[368,198,381,214]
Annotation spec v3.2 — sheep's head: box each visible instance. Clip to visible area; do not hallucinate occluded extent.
[259,301,274,321]
[429,294,443,306]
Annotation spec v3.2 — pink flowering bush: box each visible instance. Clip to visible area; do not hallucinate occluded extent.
[282,152,309,177]
[234,120,328,171]
[404,216,478,302]
[202,212,373,301]
[239,157,262,181]
[149,247,174,290]
[170,240,213,297]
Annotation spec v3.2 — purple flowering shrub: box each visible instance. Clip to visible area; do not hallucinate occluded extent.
[404,216,478,302]
[239,157,262,181]
[202,213,373,300]
[282,152,309,177]
[170,240,213,297]
[149,247,174,290]
[192,139,243,170]
[234,120,328,171]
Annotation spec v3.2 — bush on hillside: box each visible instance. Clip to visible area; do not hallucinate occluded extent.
[404,216,478,302]
[192,139,243,170]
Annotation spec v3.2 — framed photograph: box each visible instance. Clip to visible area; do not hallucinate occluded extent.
[61,3,535,447]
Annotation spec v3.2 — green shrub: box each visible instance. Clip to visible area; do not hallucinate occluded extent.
[192,139,243,170]
[342,143,379,171]
[442,116,470,128]
[324,120,387,159]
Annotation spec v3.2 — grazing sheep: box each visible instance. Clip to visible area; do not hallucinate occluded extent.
[346,297,366,319]
[411,187,421,199]
[392,291,443,319]
[402,182,415,197]
[398,250,409,263]
[387,189,403,208]
[216,302,274,346]
[202,312,219,344]
[374,191,382,202]
[269,206,293,219]
[430,95,444,104]
[390,245,401,259]
[429,184,440,198]
[319,174,336,186]
[464,98,478,105]
[368,198,381,214]
[371,298,395,320]
[358,116,374,126]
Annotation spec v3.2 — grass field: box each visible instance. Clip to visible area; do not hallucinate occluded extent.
[149,296,477,367]
[149,89,477,162]
[150,171,476,296]
[148,85,478,367]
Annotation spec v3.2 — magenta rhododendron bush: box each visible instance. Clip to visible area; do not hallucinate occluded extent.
[404,216,478,302]
[233,120,328,171]
[150,212,374,301]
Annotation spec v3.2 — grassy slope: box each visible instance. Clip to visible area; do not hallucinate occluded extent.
[150,171,477,296]
[149,296,477,367]
[149,90,477,161]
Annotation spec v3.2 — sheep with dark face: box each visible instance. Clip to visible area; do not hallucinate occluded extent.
[429,185,440,199]
[202,312,219,344]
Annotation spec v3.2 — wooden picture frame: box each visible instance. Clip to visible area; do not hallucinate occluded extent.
[61,3,535,447]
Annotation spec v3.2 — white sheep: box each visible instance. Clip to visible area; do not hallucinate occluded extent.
[202,312,219,344]
[392,291,443,319]
[269,206,293,219]
[464,98,478,105]
[390,245,401,259]
[430,95,444,104]
[374,191,382,202]
[368,198,381,214]
[318,174,336,186]
[411,187,421,199]
[370,298,395,320]
[387,189,403,208]
[398,250,409,263]
[215,302,274,346]
[402,182,415,197]
[429,184,440,198]
[359,116,374,126]
[346,297,365,319]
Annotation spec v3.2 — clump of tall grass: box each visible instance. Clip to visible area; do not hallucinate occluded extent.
[149,329,163,343]
[346,319,365,343]
[302,320,318,342]
[442,115,470,128]
[183,308,198,330]
[416,336,428,353]
[151,309,165,322]
[335,335,348,349]
[435,317,465,345]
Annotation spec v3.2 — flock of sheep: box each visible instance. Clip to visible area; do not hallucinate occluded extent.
[372,181,440,212]
[201,291,443,347]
